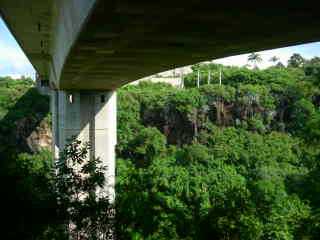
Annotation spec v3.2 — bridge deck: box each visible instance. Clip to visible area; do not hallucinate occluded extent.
[1,1,320,90]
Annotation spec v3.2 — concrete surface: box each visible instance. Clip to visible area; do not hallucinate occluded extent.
[2,2,320,90]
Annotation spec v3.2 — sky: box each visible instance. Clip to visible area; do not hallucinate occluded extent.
[0,18,35,79]
[1,17,320,79]
[213,42,320,68]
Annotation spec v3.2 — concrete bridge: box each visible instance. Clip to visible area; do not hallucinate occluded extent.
[1,1,320,199]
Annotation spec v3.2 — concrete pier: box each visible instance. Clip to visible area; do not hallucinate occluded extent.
[52,90,117,201]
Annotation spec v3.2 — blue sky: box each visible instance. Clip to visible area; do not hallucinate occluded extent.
[0,18,35,78]
[1,17,320,79]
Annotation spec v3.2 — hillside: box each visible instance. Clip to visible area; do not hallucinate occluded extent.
[116,58,320,239]
[1,54,320,239]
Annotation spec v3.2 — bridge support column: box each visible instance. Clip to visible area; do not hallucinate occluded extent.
[52,90,117,201]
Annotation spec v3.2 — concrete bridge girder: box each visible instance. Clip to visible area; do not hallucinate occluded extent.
[2,2,320,90]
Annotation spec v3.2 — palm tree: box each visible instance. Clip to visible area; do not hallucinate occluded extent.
[248,52,262,69]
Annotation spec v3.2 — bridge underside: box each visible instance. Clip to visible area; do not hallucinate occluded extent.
[66,3,320,90]
[2,2,320,90]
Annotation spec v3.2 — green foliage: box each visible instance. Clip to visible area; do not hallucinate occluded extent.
[117,126,312,239]
[304,57,320,85]
[167,88,203,116]
[0,77,50,156]
[126,127,167,167]
[185,63,305,88]
[0,77,53,239]
[291,98,316,131]
[288,53,305,68]
[56,138,113,239]
[0,150,57,239]
[200,84,236,103]
[2,54,320,239]
[117,86,142,155]
[115,60,320,239]
[237,84,275,110]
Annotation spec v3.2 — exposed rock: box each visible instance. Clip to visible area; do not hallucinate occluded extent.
[26,119,52,152]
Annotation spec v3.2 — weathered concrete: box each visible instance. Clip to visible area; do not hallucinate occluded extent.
[50,0,97,86]
[52,90,117,200]
[2,2,320,90]
[0,0,97,86]
[0,0,54,79]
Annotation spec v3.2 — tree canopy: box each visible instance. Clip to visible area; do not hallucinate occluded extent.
[1,53,320,239]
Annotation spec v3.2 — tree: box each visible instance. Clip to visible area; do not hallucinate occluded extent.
[126,127,166,167]
[288,53,305,68]
[248,53,262,68]
[275,62,285,68]
[3,60,320,239]
[303,56,320,85]
[55,138,113,239]
[269,56,280,65]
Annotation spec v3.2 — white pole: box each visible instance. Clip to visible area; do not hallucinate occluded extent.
[197,70,200,88]
[180,69,184,88]
[208,70,211,84]
[219,68,222,86]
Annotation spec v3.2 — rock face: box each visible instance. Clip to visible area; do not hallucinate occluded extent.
[0,83,51,155]
[26,119,52,153]
[11,116,52,153]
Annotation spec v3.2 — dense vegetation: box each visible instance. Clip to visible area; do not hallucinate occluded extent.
[0,53,320,239]
[0,77,54,239]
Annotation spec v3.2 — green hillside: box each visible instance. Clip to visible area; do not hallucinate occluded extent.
[1,54,320,239]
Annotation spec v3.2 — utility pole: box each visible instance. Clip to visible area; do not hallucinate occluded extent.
[219,68,222,86]
[208,69,211,84]
[197,69,200,88]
